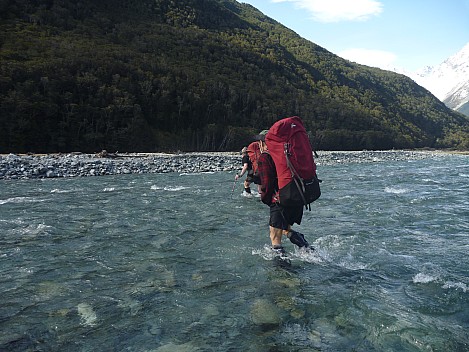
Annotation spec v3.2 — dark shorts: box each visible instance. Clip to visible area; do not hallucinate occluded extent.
[269,203,303,230]
[251,174,261,185]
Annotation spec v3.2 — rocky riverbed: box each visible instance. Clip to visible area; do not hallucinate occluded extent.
[0,150,444,180]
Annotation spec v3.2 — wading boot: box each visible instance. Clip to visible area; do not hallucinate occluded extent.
[288,230,313,250]
[272,245,287,258]
[243,187,253,198]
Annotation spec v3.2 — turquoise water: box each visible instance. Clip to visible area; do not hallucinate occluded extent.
[1,154,468,351]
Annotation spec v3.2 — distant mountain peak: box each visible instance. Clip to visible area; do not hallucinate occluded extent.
[415,65,434,77]
[410,42,469,115]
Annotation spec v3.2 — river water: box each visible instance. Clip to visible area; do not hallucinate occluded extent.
[1,153,468,351]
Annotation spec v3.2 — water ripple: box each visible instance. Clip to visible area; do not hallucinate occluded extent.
[0,156,468,351]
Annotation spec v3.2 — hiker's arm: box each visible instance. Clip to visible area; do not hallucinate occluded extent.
[235,163,249,180]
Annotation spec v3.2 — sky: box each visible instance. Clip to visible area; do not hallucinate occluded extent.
[239,0,469,73]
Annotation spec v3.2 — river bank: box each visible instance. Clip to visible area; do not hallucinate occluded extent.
[0,150,447,180]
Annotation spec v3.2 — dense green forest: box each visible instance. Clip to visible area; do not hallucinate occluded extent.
[1,0,468,153]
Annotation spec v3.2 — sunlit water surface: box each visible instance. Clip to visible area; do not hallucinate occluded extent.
[1,154,468,351]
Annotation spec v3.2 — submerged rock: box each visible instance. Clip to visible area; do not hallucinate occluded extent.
[152,342,200,352]
[77,302,97,327]
[250,298,282,327]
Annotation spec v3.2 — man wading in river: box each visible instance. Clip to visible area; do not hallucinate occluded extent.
[256,128,312,257]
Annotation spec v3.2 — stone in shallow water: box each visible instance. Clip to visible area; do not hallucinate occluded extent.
[77,302,97,327]
[250,298,281,326]
[36,281,66,301]
[152,342,200,352]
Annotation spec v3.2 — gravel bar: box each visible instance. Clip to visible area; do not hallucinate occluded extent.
[0,150,444,180]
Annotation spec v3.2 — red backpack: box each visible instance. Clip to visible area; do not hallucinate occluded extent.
[247,141,262,184]
[265,116,320,209]
[247,141,261,174]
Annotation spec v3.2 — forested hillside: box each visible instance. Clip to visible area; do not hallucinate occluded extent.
[1,0,468,153]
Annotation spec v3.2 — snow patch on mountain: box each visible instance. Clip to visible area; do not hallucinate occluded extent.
[444,82,469,109]
[407,42,469,115]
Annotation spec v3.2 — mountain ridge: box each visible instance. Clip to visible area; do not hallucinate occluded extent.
[412,42,469,116]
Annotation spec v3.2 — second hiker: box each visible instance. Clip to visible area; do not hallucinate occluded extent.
[235,146,254,197]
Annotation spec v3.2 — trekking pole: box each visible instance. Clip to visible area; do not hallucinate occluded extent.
[230,177,238,199]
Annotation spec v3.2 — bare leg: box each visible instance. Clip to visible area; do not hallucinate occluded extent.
[243,180,251,193]
[269,226,283,247]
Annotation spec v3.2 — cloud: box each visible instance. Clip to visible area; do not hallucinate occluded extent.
[271,0,383,22]
[339,48,397,69]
